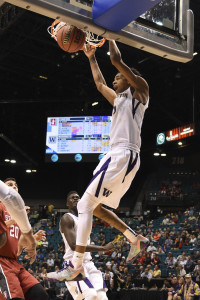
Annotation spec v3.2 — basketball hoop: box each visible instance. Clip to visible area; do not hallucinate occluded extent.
[47,20,106,49]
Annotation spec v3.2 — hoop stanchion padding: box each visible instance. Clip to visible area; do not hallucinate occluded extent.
[92,0,162,31]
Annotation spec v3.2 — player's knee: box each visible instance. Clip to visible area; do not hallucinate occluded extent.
[25,283,48,300]
[97,290,108,300]
[77,193,97,214]
[83,288,97,300]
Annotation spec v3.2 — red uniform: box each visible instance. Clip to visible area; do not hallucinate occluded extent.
[0,203,38,299]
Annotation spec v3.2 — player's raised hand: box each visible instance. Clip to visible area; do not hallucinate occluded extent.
[83,43,96,59]
[17,229,37,264]
[34,230,46,242]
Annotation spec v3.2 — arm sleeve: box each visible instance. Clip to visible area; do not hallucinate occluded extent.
[0,180,31,233]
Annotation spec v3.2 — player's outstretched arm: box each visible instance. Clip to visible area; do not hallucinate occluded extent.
[0,180,32,234]
[60,214,114,252]
[109,40,149,104]
[84,44,117,106]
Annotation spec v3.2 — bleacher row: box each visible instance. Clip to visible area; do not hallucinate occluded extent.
[20,205,200,280]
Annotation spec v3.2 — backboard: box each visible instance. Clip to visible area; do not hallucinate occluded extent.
[4,0,194,62]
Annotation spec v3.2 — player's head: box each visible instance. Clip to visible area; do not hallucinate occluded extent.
[113,68,141,93]
[66,191,80,213]
[4,177,18,192]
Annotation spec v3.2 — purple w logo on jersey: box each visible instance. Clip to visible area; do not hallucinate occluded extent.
[103,188,112,197]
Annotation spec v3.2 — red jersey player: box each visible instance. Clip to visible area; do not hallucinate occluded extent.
[0,178,48,300]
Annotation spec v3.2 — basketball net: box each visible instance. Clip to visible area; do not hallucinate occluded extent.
[47,20,106,49]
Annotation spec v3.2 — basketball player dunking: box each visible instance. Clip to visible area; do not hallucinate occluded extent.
[48,40,149,281]
[56,191,113,299]
[0,178,48,300]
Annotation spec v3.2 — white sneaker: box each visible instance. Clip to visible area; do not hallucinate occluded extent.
[47,260,85,282]
[127,234,149,263]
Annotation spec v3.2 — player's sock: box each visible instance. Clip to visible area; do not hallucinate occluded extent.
[123,227,138,243]
[73,192,99,268]
[72,251,84,269]
[0,180,31,233]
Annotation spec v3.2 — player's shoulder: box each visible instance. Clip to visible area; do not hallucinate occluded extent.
[61,213,75,227]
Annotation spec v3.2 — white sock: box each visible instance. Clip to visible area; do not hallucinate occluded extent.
[0,180,31,233]
[72,251,84,269]
[124,227,138,243]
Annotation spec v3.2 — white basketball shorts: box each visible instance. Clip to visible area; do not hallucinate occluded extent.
[86,147,140,209]
[65,261,107,300]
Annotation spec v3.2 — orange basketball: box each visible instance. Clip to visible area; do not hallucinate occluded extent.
[56,24,86,53]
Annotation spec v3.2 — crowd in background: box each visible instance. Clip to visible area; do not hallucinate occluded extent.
[17,204,200,299]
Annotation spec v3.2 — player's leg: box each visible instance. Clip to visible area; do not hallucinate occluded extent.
[24,283,48,300]
[66,279,97,300]
[93,203,149,262]
[97,290,108,300]
[84,261,108,300]
[0,259,24,299]
[19,266,48,300]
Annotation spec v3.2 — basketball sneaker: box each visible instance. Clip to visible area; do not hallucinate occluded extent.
[126,234,149,263]
[47,260,85,282]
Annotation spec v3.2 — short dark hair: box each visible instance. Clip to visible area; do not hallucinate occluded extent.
[130,67,142,77]
[4,177,17,184]
[66,190,78,201]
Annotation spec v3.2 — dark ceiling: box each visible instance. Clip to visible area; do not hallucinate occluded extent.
[0,0,199,201]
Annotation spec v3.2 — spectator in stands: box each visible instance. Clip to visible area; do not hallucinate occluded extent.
[138,266,144,278]
[36,249,44,261]
[151,253,161,265]
[42,257,48,269]
[48,203,54,215]
[137,252,146,265]
[194,251,200,262]
[42,239,49,250]
[193,260,200,283]
[156,245,164,254]
[104,272,113,290]
[177,252,187,262]
[141,267,153,279]
[153,230,161,241]
[166,256,177,270]
[165,236,174,248]
[146,264,153,275]
[188,213,196,222]
[161,279,171,291]
[184,256,195,274]
[98,232,106,246]
[54,253,61,268]
[47,226,54,236]
[47,254,55,271]
[41,276,56,300]
[147,242,157,253]
[144,253,151,265]
[189,234,197,248]
[40,268,47,279]
[168,276,179,293]
[162,216,171,225]
[152,265,161,278]
[177,265,186,277]
[173,237,183,250]
[123,275,134,290]
[175,274,200,300]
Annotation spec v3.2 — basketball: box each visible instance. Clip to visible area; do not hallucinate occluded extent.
[56,24,86,53]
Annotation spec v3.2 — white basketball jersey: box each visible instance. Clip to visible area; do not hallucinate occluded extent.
[60,213,92,262]
[110,87,149,152]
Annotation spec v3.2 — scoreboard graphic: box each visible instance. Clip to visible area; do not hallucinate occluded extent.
[157,123,195,145]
